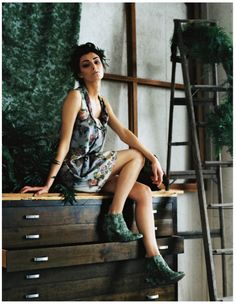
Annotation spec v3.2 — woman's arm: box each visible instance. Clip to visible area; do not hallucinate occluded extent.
[104,98,163,186]
[21,90,82,195]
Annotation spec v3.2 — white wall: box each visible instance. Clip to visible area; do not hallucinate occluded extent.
[78,2,232,301]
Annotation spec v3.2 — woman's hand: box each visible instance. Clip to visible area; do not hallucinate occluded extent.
[150,157,164,187]
[20,185,50,196]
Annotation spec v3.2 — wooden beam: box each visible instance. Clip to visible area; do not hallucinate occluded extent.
[2,190,184,201]
[104,73,184,90]
[126,3,138,135]
[126,3,137,77]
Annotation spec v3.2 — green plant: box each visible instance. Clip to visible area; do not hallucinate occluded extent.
[181,22,233,84]
[206,95,233,156]
[2,111,76,204]
[2,3,81,202]
[172,22,233,155]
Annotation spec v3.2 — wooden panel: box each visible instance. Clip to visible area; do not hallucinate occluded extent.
[103,73,185,90]
[2,205,103,228]
[77,285,175,301]
[2,272,175,301]
[2,190,183,202]
[2,256,174,289]
[152,201,173,218]
[2,224,99,249]
[2,249,7,268]
[3,219,174,249]
[3,198,174,229]
[155,219,174,236]
[3,236,183,272]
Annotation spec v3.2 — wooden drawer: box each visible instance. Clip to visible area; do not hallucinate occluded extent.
[2,257,176,301]
[2,256,174,289]
[2,224,100,249]
[2,204,103,228]
[152,200,174,218]
[3,236,184,272]
[3,219,174,249]
[77,285,176,301]
[2,198,175,229]
[3,280,175,301]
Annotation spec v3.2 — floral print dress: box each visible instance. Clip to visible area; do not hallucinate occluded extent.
[59,86,117,192]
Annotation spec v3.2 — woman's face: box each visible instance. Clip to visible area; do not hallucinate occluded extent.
[79,52,104,83]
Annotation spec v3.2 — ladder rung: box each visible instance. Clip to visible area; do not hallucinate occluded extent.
[171,55,181,63]
[208,203,233,209]
[173,97,215,106]
[170,141,189,146]
[213,248,233,255]
[170,169,216,179]
[191,85,229,92]
[193,98,215,105]
[203,161,233,167]
[173,98,187,105]
[196,122,207,128]
[178,229,220,239]
[174,18,217,25]
[217,296,233,301]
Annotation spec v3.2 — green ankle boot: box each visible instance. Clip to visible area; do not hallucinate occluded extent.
[103,213,143,242]
[146,255,185,286]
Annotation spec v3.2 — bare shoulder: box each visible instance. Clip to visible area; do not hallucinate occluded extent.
[101,95,112,111]
[63,89,82,112]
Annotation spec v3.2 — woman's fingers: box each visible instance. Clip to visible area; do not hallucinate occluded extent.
[151,169,164,186]
[21,186,36,193]
[34,188,48,196]
[20,185,47,195]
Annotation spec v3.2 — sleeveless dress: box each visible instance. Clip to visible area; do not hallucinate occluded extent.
[59,86,117,192]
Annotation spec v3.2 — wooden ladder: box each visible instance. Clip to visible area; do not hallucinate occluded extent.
[166,19,233,301]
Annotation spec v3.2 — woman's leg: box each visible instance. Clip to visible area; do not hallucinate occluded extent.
[105,149,145,214]
[102,175,160,257]
[102,159,185,283]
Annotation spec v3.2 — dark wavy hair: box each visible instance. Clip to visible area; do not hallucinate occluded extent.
[70,42,108,83]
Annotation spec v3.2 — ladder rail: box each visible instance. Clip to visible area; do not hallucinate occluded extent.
[166,52,177,188]
[175,20,218,300]
[212,62,227,297]
[166,19,232,300]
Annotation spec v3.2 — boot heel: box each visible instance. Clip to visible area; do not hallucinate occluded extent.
[145,255,185,286]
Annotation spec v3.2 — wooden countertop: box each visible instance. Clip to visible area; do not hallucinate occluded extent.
[2,190,184,201]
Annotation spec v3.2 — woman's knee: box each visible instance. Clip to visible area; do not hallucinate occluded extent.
[129,149,145,167]
[130,182,152,202]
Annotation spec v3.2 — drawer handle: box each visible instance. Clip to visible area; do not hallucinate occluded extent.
[153,210,157,214]
[25,274,40,280]
[146,294,159,300]
[159,245,169,250]
[25,234,40,240]
[33,256,48,262]
[25,293,39,299]
[25,215,40,219]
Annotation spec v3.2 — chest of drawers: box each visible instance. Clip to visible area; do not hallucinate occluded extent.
[2,191,184,301]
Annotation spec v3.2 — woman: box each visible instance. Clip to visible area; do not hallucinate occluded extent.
[21,42,184,286]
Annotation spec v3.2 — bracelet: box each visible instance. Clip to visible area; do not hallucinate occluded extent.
[51,176,56,179]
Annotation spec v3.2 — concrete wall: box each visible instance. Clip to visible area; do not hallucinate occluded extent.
[201,3,233,298]
[79,2,232,301]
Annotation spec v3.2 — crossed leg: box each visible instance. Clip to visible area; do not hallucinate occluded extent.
[101,149,160,257]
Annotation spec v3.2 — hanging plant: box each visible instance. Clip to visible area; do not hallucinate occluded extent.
[173,22,233,155]
[181,22,233,84]
[206,96,233,156]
